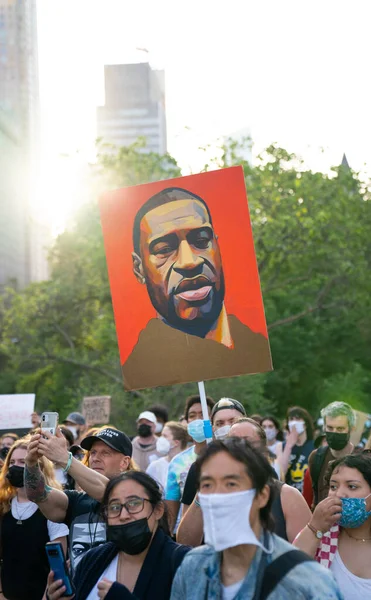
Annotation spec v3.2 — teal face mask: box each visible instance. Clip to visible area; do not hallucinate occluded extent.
[187,419,206,443]
[339,494,371,529]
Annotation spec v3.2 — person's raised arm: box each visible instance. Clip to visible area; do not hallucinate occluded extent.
[176,497,204,547]
[292,496,342,556]
[37,429,109,502]
[25,435,68,522]
[279,427,299,476]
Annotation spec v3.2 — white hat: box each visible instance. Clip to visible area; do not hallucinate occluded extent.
[137,411,157,425]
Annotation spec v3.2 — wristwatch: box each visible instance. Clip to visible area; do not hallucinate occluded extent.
[307,522,323,539]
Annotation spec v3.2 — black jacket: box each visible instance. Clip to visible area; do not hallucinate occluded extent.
[73,528,190,600]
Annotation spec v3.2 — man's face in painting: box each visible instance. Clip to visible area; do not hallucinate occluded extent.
[133,198,225,336]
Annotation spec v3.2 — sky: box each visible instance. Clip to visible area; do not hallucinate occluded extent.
[33,0,371,230]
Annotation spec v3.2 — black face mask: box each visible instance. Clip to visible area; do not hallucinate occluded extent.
[138,424,152,438]
[6,466,25,488]
[325,431,350,451]
[107,518,152,554]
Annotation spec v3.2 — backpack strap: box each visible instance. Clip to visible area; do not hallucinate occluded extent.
[170,542,189,576]
[259,549,313,600]
[311,445,328,505]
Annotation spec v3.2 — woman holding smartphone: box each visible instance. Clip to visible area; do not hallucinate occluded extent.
[47,471,189,599]
[0,436,68,600]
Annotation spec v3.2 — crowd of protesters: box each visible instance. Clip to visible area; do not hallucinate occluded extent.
[0,399,370,599]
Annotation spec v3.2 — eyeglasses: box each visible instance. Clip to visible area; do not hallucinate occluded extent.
[105,497,151,518]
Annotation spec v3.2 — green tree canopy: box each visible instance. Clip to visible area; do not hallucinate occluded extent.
[1,138,370,433]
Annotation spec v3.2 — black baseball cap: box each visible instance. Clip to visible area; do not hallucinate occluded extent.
[211,398,246,421]
[81,427,132,457]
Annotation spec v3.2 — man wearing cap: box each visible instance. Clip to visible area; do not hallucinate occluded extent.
[210,397,247,439]
[180,398,247,513]
[25,426,133,572]
[132,410,161,471]
[63,411,87,445]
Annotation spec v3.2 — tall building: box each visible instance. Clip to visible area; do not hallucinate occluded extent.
[0,0,44,288]
[0,0,39,151]
[0,112,28,288]
[97,62,167,155]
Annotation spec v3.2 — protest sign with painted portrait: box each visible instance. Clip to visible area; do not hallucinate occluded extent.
[99,166,272,390]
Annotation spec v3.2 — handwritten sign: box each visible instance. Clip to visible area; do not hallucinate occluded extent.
[82,396,111,426]
[0,394,35,430]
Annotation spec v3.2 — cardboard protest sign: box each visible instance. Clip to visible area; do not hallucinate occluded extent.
[82,396,111,426]
[99,166,272,390]
[351,410,370,445]
[0,394,35,430]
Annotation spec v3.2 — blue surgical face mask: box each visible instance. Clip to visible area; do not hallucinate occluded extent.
[339,494,371,529]
[187,419,206,443]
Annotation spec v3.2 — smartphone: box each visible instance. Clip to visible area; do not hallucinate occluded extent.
[41,412,59,436]
[45,542,74,596]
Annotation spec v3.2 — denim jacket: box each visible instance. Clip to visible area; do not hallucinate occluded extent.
[170,532,343,600]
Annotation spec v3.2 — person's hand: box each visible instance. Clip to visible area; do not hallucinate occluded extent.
[26,433,43,467]
[286,426,300,449]
[46,571,74,600]
[38,428,69,466]
[97,578,114,599]
[310,496,342,533]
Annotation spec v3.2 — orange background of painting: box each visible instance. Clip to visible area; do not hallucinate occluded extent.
[99,166,269,366]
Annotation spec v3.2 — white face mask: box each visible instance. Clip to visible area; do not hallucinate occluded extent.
[156,436,171,456]
[288,420,305,435]
[263,428,277,442]
[198,489,272,553]
[155,422,163,434]
[214,425,231,440]
[66,425,78,440]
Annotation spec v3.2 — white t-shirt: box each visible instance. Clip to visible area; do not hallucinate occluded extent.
[86,555,118,600]
[11,497,69,540]
[146,456,181,532]
[330,549,371,599]
[54,467,68,486]
[221,578,244,600]
[146,456,169,490]
[269,441,282,457]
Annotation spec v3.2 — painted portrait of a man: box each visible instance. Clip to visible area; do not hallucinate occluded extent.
[100,167,272,390]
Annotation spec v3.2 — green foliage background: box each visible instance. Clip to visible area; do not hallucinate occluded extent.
[1,138,370,434]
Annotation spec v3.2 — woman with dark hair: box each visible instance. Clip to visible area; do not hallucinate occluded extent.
[294,453,371,598]
[262,416,284,449]
[261,416,284,478]
[47,471,189,600]
[280,406,315,492]
[171,438,341,599]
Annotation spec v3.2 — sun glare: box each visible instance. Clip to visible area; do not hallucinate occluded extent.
[30,153,93,235]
